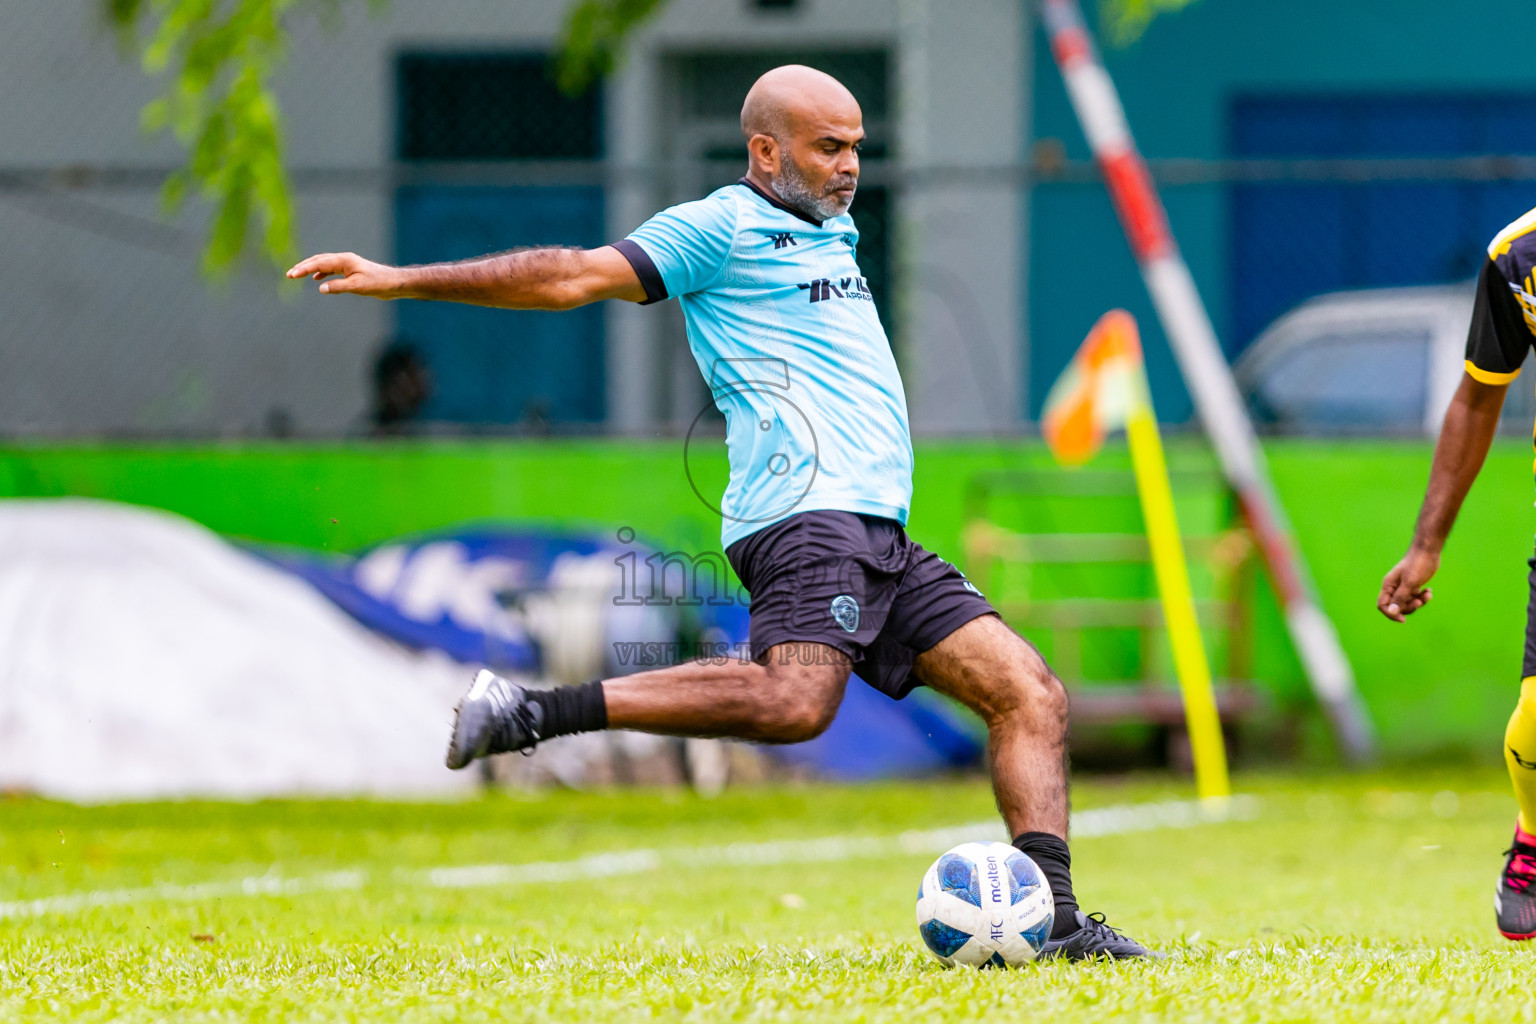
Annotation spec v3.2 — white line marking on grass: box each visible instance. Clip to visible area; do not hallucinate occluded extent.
[1071,794,1260,839]
[425,850,663,890]
[422,794,1261,890]
[0,794,1258,918]
[0,870,366,920]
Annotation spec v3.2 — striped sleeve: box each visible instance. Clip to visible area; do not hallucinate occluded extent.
[1464,257,1532,385]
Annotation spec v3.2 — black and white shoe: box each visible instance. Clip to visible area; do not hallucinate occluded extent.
[1039,910,1162,961]
[444,670,544,770]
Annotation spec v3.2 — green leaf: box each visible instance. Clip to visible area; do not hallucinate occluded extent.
[108,0,303,275]
[1099,0,1201,46]
[160,167,192,212]
[555,0,668,95]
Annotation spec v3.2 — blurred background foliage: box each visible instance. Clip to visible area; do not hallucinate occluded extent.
[1098,0,1200,47]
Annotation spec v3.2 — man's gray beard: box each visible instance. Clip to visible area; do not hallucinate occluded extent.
[771,157,855,221]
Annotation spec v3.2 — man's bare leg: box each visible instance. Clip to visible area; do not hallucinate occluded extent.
[446,642,851,767]
[912,613,1069,840]
[604,642,850,743]
[908,611,1145,953]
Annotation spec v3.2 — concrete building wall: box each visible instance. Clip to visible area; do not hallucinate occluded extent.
[895,0,1028,434]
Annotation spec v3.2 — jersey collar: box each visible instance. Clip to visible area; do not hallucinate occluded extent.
[735,176,824,227]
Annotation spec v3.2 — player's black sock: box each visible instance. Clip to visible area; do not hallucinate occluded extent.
[525,680,608,739]
[1012,831,1081,938]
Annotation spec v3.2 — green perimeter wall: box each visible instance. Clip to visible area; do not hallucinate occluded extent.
[2,438,1532,762]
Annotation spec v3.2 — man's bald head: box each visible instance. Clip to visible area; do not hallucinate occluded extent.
[740,65,865,221]
[740,65,860,142]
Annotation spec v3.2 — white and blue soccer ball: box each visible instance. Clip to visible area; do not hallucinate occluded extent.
[916,841,1054,967]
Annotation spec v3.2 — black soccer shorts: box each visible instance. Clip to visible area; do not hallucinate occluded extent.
[724,509,997,699]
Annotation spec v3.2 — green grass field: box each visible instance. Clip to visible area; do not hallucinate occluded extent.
[1,768,1531,1022]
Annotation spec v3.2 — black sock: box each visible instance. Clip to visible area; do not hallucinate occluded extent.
[525,680,608,739]
[1013,831,1081,938]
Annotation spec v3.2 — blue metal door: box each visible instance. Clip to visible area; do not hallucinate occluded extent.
[393,186,606,426]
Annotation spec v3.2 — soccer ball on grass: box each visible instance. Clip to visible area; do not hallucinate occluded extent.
[916,841,1054,967]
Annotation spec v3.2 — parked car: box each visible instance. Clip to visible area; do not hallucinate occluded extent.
[1234,283,1536,436]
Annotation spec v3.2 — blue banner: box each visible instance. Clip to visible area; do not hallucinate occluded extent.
[259,528,624,671]
[258,524,981,779]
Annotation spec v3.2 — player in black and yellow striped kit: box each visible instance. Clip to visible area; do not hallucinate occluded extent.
[1380,207,1536,940]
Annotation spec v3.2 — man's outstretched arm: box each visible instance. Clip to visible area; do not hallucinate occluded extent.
[1377,372,1508,622]
[285,245,648,309]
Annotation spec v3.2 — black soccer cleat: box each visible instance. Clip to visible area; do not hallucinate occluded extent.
[1496,821,1536,940]
[444,669,544,770]
[1038,910,1162,961]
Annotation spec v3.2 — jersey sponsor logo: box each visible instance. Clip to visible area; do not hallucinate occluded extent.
[767,231,797,249]
[1512,746,1536,770]
[830,594,860,634]
[842,233,856,248]
[797,277,874,303]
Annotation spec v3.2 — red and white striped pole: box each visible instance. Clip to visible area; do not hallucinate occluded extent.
[1039,0,1375,761]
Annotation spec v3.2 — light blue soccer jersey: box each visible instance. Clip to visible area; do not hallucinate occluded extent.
[613,178,914,549]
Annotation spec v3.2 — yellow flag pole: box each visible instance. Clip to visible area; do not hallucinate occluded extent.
[1124,376,1232,803]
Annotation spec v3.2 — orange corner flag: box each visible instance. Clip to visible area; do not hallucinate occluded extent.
[1041,309,1146,465]
[1041,308,1231,800]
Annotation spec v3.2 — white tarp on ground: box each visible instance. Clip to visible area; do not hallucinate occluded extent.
[0,499,478,800]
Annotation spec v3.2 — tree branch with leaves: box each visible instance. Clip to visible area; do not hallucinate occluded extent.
[106,0,330,273]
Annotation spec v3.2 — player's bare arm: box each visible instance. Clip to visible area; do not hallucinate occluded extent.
[284,244,647,309]
[1377,371,1508,622]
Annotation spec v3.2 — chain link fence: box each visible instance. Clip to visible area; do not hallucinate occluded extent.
[9,156,1536,438]
[5,8,1535,440]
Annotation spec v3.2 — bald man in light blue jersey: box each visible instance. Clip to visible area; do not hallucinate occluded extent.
[290,64,1155,961]
[614,174,911,547]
